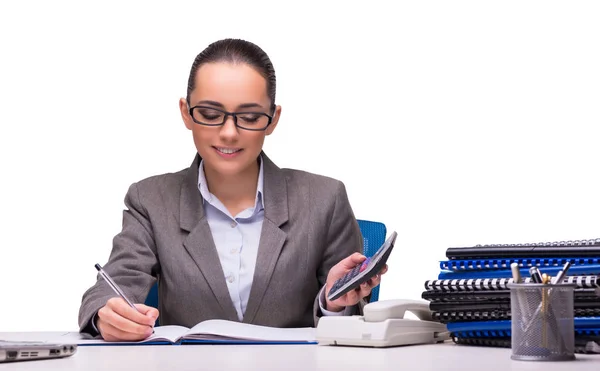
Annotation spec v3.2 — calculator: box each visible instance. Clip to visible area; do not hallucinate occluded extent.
[327,231,398,302]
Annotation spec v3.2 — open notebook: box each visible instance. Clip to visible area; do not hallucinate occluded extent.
[53,319,316,346]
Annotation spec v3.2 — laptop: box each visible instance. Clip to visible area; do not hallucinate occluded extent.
[0,340,77,363]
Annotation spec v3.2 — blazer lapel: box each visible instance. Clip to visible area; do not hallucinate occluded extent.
[243,153,289,324]
[179,154,238,321]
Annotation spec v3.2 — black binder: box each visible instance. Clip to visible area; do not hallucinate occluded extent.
[433,308,600,323]
[446,238,600,260]
[422,288,600,302]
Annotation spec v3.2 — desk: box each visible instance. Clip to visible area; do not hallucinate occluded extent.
[1,332,598,370]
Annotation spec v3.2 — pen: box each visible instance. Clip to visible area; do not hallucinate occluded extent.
[510,262,522,283]
[541,273,551,348]
[510,262,531,324]
[529,267,543,283]
[542,273,550,284]
[95,263,139,312]
[553,261,572,284]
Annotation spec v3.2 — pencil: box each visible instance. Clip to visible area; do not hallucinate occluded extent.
[542,273,550,348]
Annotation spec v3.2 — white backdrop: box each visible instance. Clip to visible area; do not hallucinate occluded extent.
[1,0,599,332]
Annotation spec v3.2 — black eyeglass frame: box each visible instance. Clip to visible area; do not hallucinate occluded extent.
[188,105,273,131]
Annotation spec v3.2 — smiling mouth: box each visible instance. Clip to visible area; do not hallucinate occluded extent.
[214,147,242,154]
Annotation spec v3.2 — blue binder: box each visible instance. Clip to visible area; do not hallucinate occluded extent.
[440,257,600,271]
[447,318,600,337]
[437,264,600,280]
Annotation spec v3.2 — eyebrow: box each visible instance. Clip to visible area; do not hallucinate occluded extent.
[194,100,264,110]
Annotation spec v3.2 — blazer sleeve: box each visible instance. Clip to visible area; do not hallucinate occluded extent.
[312,180,366,325]
[78,182,159,335]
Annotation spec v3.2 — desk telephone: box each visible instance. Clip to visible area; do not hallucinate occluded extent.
[316,299,450,347]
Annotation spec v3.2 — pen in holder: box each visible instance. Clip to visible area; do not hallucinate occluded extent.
[508,282,576,361]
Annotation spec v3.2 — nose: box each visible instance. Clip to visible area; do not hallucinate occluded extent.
[219,114,239,141]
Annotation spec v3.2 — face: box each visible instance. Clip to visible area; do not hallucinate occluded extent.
[179,62,281,178]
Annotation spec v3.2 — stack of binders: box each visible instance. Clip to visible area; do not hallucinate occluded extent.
[422,238,600,353]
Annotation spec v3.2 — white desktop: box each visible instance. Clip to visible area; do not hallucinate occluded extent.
[1,299,598,371]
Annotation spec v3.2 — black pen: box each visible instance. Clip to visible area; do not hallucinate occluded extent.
[529,267,543,283]
[553,261,572,284]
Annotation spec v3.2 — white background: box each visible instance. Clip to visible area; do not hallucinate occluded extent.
[1,0,599,332]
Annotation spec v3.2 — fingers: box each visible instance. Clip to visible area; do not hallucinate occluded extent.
[367,274,382,288]
[379,264,388,275]
[333,277,378,308]
[364,264,388,286]
[97,298,157,341]
[360,263,390,299]
[98,306,153,337]
[327,258,388,308]
[359,280,373,298]
[367,264,388,286]
[339,253,366,270]
[98,319,152,342]
[342,288,361,304]
[327,254,369,288]
[135,304,159,322]
[108,298,157,327]
[349,280,375,302]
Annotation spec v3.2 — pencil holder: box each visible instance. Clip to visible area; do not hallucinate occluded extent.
[508,283,576,361]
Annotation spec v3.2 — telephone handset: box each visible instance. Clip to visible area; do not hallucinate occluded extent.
[316,299,450,348]
[363,299,434,323]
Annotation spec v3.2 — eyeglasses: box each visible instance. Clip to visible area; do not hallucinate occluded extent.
[188,105,273,131]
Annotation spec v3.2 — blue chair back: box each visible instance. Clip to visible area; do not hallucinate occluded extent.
[356,219,387,303]
[145,281,159,317]
[144,218,386,325]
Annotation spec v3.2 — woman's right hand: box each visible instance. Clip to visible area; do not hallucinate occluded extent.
[96,297,159,341]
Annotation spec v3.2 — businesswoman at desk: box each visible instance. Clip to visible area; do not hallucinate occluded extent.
[78,38,387,342]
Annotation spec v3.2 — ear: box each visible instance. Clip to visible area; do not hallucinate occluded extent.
[179,98,193,131]
[265,105,282,136]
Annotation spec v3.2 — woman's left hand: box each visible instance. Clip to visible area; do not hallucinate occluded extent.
[324,252,388,312]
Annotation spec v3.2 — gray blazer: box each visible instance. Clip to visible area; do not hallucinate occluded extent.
[78,152,364,334]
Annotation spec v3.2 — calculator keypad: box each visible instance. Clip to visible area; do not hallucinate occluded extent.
[329,258,371,294]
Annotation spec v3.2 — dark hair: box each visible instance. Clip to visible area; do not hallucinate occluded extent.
[186,38,276,112]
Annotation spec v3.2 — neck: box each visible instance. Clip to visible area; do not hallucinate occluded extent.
[204,159,260,208]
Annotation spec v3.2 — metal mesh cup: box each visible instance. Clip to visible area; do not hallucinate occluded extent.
[508,283,576,361]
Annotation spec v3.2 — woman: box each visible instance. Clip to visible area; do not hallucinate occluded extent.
[78,38,387,342]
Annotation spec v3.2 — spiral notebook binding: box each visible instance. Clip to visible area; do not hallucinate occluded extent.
[440,257,600,271]
[433,311,510,323]
[438,265,600,280]
[424,277,517,292]
[424,276,599,292]
[433,308,600,323]
[422,287,599,302]
[445,238,600,260]
[452,336,511,348]
[463,238,600,248]
[452,328,600,338]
